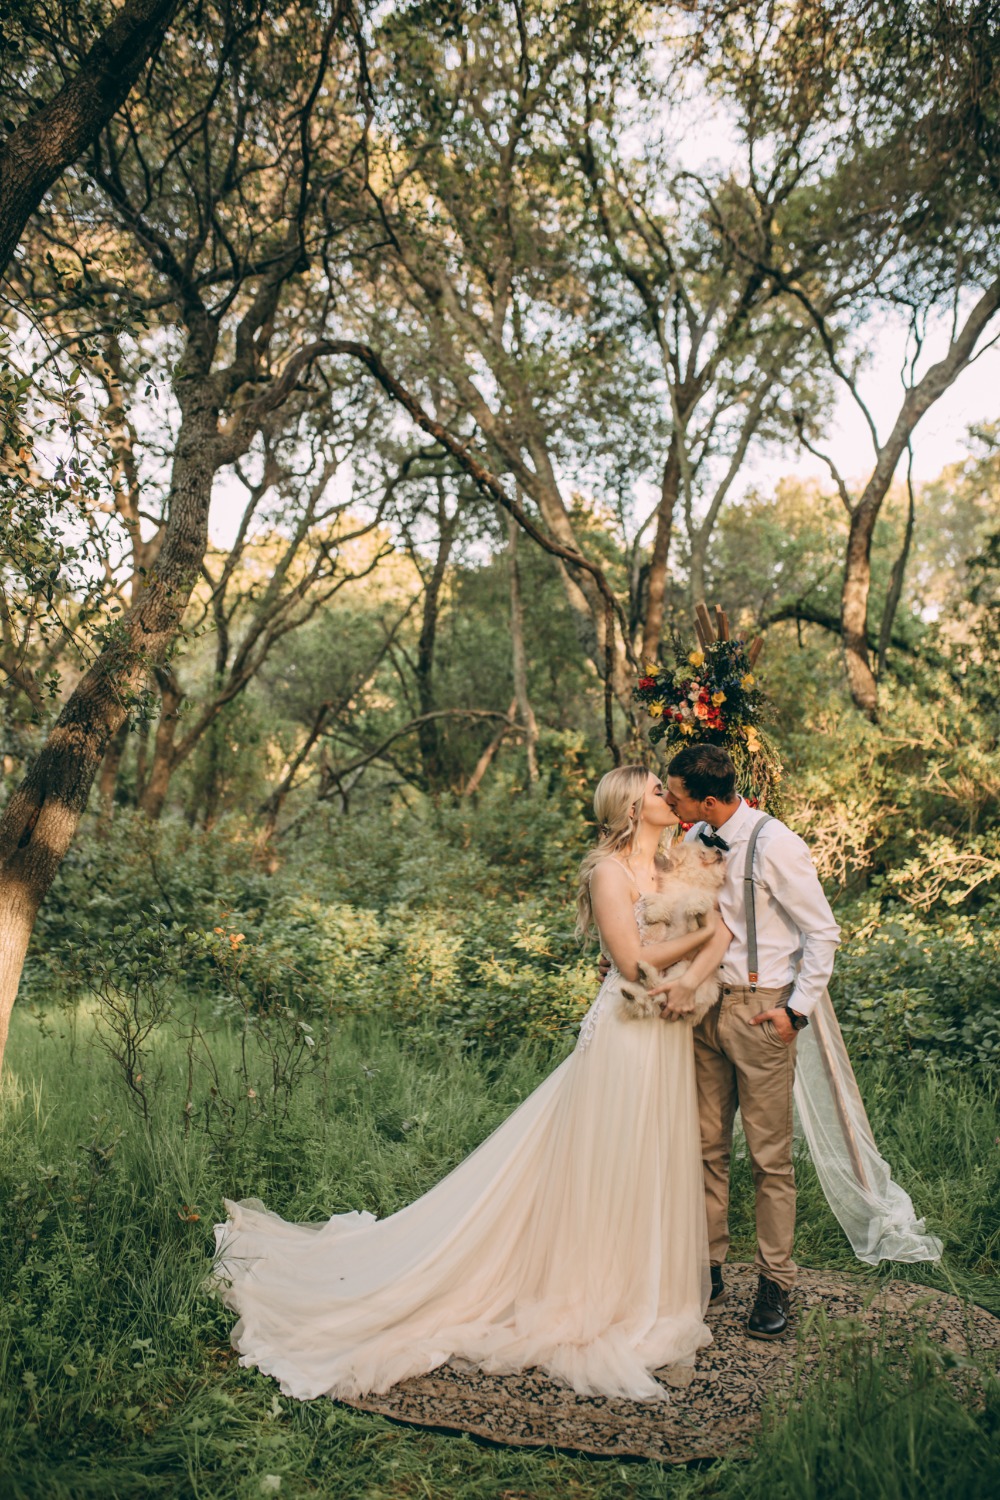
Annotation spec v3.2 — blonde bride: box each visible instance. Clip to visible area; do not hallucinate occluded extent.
[213,765,724,1402]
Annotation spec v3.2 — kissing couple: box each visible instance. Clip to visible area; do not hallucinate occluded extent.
[214,744,891,1402]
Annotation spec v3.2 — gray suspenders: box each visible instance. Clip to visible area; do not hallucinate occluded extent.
[695,811,774,991]
[743,814,774,990]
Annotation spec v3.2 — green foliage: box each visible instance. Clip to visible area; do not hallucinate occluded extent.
[829,900,1000,1070]
[1,1006,996,1500]
[745,1317,999,1500]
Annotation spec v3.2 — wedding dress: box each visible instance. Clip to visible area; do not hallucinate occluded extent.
[213,898,712,1403]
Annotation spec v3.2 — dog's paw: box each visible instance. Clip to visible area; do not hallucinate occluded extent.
[617,982,659,1020]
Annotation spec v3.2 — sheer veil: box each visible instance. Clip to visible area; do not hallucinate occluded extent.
[793,991,942,1264]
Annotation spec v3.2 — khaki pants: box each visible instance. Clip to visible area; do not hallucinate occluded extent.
[694,984,798,1291]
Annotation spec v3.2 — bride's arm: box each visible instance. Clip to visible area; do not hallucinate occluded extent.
[648,920,733,1005]
[590,862,717,982]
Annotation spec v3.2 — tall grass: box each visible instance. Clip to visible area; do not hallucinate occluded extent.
[1,1005,997,1499]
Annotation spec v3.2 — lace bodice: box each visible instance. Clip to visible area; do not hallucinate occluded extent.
[577,897,649,1053]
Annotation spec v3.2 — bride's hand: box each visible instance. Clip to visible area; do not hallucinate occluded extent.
[653,977,697,1019]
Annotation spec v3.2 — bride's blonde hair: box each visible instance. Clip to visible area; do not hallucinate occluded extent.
[575,763,672,940]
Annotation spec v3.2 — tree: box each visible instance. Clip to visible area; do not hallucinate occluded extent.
[689,0,1000,717]
[0,0,182,278]
[0,0,371,1070]
[355,0,648,703]
[577,60,830,645]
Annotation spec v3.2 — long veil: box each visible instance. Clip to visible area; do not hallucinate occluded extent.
[792,990,942,1264]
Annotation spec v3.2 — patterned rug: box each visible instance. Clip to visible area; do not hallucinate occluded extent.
[341,1265,999,1463]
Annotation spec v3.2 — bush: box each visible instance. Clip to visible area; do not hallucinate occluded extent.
[830,898,1000,1069]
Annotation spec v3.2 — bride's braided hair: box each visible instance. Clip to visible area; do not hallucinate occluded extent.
[575,764,672,941]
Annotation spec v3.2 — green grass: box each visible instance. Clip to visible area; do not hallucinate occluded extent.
[1,1005,997,1499]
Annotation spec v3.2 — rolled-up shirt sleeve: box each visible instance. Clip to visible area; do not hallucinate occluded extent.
[759,831,841,1016]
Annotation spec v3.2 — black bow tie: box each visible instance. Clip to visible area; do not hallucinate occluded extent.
[698,829,730,852]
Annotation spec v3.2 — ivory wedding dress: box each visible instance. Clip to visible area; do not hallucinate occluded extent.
[213,898,712,1403]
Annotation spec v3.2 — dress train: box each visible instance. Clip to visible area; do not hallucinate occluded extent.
[214,903,712,1403]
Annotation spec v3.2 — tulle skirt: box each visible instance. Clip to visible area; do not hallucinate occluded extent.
[213,976,712,1402]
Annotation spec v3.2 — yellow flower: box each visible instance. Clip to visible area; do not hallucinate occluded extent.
[711,691,726,706]
[744,727,761,750]
[688,650,705,668]
[648,702,664,718]
[680,721,695,735]
[644,661,659,677]
[741,673,755,689]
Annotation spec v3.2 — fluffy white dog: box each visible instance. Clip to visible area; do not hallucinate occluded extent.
[617,841,725,1025]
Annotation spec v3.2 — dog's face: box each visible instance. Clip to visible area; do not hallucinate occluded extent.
[661,842,725,892]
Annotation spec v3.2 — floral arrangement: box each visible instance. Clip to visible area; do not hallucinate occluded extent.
[634,605,784,809]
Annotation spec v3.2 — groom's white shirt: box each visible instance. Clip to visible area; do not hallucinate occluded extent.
[684,800,840,1017]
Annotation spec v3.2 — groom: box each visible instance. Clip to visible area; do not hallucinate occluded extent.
[657,744,840,1339]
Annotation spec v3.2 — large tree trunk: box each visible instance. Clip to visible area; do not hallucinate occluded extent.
[0,0,180,278]
[841,498,881,721]
[640,439,680,666]
[0,383,219,1072]
[138,668,184,820]
[877,470,916,679]
[688,530,708,614]
[507,510,539,785]
[96,721,129,835]
[414,501,456,791]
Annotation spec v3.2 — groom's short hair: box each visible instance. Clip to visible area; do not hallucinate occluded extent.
[667,745,737,802]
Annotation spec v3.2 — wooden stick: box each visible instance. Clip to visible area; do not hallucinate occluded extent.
[716,606,730,641]
[695,601,716,645]
[693,616,710,651]
[748,636,764,666]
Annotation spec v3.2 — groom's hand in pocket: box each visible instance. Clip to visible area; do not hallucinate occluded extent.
[749,1006,796,1045]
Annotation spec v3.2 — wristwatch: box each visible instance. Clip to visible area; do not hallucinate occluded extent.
[784,1003,809,1032]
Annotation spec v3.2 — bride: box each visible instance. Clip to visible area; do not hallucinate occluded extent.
[213,765,729,1403]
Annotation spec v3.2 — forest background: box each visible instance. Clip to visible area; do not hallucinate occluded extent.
[0,2,998,1497]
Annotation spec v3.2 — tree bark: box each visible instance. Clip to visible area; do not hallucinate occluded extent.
[138,668,184,820]
[96,721,129,835]
[0,0,180,278]
[507,509,539,784]
[877,467,916,680]
[640,439,680,666]
[841,500,882,719]
[414,492,456,791]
